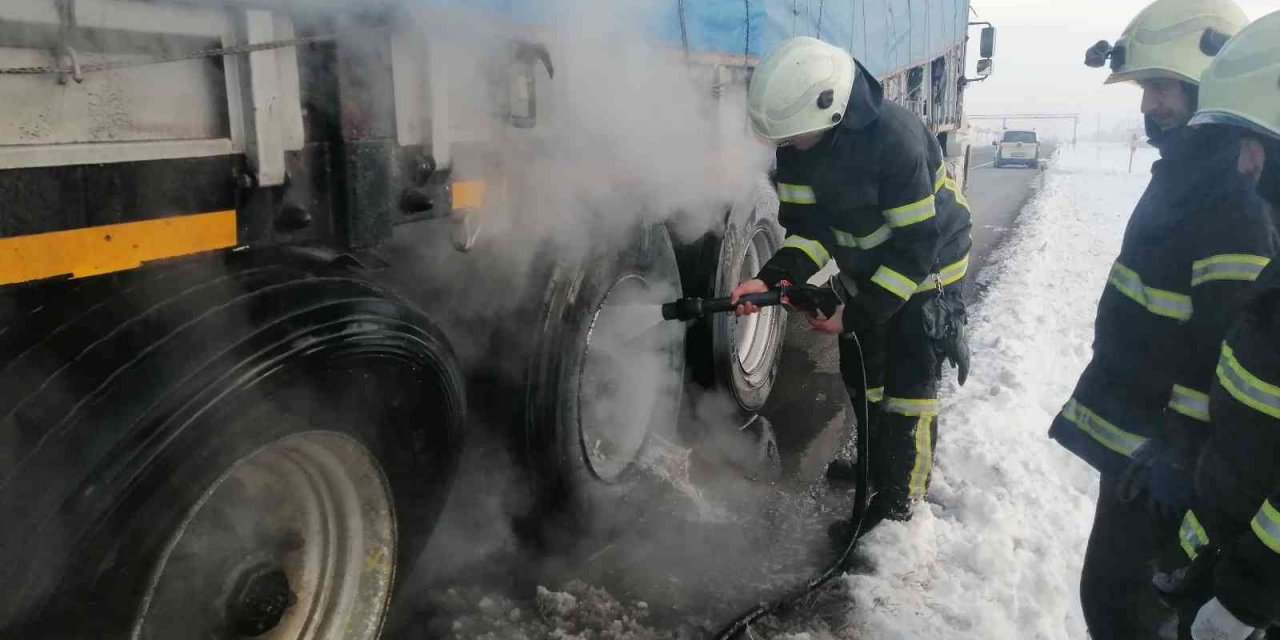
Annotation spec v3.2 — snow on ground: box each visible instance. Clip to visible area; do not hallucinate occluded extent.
[776,143,1162,640]
[415,581,678,640]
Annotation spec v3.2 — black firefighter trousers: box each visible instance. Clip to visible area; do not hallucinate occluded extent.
[837,284,949,512]
[1080,472,1177,639]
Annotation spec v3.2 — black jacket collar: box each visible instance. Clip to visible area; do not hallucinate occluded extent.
[837,60,883,132]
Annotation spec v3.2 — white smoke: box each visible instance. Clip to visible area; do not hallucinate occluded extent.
[404,0,771,256]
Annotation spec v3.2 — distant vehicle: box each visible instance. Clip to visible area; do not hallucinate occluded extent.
[994,130,1040,168]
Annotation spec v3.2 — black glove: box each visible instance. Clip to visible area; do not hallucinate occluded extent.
[783,283,840,319]
[1118,440,1195,520]
[921,287,971,385]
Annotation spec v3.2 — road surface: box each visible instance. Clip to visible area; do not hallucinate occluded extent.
[965,143,1049,280]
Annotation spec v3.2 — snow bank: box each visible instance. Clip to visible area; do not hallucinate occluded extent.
[800,143,1161,640]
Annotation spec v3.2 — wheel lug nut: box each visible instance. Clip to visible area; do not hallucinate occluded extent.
[227,563,295,637]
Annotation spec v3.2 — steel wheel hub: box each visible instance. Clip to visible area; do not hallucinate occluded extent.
[133,431,396,640]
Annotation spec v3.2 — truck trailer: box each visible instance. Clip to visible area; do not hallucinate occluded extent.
[0,1,993,636]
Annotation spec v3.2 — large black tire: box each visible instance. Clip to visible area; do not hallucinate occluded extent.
[678,178,787,416]
[522,224,685,535]
[0,251,466,638]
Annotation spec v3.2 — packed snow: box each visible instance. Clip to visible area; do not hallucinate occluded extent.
[413,582,676,640]
[771,143,1162,639]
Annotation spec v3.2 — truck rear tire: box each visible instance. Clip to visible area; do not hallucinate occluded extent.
[0,252,466,638]
[522,223,685,535]
[680,178,787,416]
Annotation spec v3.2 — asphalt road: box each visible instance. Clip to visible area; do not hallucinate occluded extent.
[965,143,1049,280]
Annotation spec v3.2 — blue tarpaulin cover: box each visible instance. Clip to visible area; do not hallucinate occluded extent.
[414,1,969,79]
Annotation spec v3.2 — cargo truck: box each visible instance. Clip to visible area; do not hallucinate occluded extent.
[0,1,994,636]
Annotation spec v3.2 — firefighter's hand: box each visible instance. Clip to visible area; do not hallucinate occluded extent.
[730,279,770,317]
[808,304,845,335]
[1118,440,1194,520]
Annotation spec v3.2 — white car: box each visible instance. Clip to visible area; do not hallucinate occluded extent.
[994,130,1040,168]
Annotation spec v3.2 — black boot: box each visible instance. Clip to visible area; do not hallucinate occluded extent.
[872,492,916,522]
[826,497,899,547]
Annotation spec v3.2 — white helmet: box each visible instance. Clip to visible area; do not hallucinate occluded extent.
[1189,10,1280,140]
[1091,0,1249,85]
[747,37,855,142]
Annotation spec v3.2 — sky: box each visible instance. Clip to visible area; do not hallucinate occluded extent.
[964,0,1277,141]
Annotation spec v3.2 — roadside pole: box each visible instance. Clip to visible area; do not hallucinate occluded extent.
[1128,133,1138,173]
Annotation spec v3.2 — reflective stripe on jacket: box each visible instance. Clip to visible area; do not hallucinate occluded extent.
[1182,259,1280,629]
[1050,127,1279,474]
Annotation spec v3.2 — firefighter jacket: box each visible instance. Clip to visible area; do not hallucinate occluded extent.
[756,61,972,332]
[1176,261,1280,628]
[1049,126,1279,476]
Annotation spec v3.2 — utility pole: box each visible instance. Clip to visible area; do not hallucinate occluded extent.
[1128,132,1138,173]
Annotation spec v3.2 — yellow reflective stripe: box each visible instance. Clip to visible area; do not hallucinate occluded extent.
[831,226,893,249]
[933,163,946,192]
[944,176,970,209]
[777,183,817,205]
[1251,500,1280,555]
[884,396,940,416]
[914,254,970,293]
[866,387,885,403]
[857,225,894,249]
[780,234,831,268]
[884,194,937,228]
[1060,398,1148,457]
[871,265,919,301]
[1217,343,1280,419]
[1191,254,1271,286]
[452,179,486,210]
[1180,510,1211,560]
[1107,262,1193,321]
[908,414,934,500]
[1169,384,1211,422]
[831,224,893,249]
[0,210,237,286]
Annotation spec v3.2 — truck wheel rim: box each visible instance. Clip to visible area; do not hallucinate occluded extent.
[581,275,680,482]
[734,226,780,377]
[133,431,396,640]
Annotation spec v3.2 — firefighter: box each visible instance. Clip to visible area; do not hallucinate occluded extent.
[731,36,973,525]
[1048,1,1265,638]
[1157,12,1280,640]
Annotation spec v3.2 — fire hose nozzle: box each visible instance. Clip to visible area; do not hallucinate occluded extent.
[661,290,782,322]
[661,285,838,322]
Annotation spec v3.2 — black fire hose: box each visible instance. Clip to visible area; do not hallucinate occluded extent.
[711,331,874,640]
[659,288,873,638]
[661,285,838,323]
